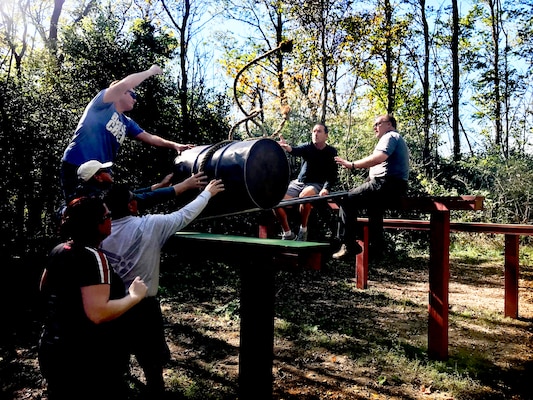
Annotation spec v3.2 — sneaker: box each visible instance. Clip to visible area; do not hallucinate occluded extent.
[296,229,308,241]
[332,243,363,260]
[282,232,296,240]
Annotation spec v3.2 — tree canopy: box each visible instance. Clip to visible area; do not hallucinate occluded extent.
[2,0,533,259]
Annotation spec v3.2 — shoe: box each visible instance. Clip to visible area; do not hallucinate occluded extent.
[296,229,308,241]
[282,232,296,240]
[332,243,363,260]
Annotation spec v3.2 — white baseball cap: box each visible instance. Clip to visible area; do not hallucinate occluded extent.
[77,160,113,182]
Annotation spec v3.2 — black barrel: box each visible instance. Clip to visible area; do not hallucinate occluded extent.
[173,138,290,216]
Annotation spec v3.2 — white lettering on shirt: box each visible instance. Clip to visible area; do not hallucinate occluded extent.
[106,112,127,145]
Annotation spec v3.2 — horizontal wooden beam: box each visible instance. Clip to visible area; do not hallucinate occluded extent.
[357,218,533,235]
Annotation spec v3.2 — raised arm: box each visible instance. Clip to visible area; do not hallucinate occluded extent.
[103,65,163,103]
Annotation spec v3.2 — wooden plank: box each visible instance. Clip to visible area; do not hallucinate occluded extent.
[358,218,533,235]
[397,195,484,211]
[173,232,329,271]
[173,232,329,252]
[451,222,533,235]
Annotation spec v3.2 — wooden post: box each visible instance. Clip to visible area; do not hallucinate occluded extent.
[238,260,275,399]
[258,224,269,239]
[355,225,370,289]
[428,210,450,361]
[504,234,519,318]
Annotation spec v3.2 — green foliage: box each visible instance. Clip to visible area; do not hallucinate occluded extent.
[0,4,231,259]
[3,0,533,261]
[416,153,533,224]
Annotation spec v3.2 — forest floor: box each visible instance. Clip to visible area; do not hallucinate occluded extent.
[1,233,532,399]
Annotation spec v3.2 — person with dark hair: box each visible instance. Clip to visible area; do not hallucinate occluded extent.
[100,178,224,398]
[60,65,194,202]
[38,196,148,400]
[73,159,207,209]
[275,123,338,241]
[332,114,409,260]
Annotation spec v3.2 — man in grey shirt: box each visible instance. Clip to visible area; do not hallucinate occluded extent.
[332,114,409,260]
[100,177,224,397]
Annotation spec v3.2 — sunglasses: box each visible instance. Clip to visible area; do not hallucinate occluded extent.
[373,120,389,128]
[127,90,137,99]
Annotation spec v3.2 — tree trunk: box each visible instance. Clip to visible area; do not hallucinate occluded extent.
[452,0,461,161]
[420,0,432,174]
[385,0,394,114]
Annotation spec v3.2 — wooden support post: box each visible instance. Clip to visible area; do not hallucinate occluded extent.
[428,210,450,361]
[504,234,519,318]
[355,225,370,289]
[170,232,328,397]
[258,224,269,239]
[238,259,275,399]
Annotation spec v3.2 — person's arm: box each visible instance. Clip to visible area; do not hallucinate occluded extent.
[150,173,174,191]
[278,135,293,153]
[103,65,162,103]
[135,131,194,152]
[134,187,176,209]
[352,150,388,169]
[81,276,147,324]
[335,150,388,171]
[156,179,225,240]
[135,172,208,210]
[171,171,208,196]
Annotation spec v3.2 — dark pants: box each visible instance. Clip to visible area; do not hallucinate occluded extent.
[60,161,80,204]
[337,176,407,255]
[122,297,171,397]
[38,336,129,400]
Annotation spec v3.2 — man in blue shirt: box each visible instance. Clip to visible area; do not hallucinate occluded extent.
[333,114,409,260]
[60,65,193,202]
[275,123,338,241]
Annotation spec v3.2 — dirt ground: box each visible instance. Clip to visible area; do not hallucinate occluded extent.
[1,237,532,399]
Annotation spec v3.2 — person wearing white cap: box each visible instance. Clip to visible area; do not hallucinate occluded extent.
[71,160,115,202]
[60,65,194,202]
[72,160,208,211]
[77,160,114,183]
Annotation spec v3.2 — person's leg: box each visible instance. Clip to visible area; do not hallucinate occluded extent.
[273,206,291,233]
[59,161,80,203]
[132,298,170,398]
[368,178,408,260]
[333,180,381,259]
[274,180,304,239]
[332,200,362,258]
[298,186,318,228]
[297,185,319,241]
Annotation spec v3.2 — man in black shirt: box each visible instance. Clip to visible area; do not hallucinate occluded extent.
[275,123,338,241]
